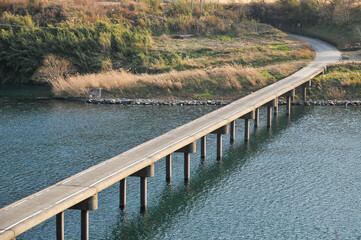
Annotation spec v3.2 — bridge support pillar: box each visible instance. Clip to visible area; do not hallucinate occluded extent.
[211,125,229,160]
[230,121,235,143]
[140,177,147,210]
[201,136,206,159]
[274,98,279,116]
[81,210,89,240]
[286,96,292,115]
[244,119,250,141]
[241,111,255,142]
[56,212,64,240]
[119,178,126,209]
[217,134,222,160]
[70,194,98,240]
[176,142,196,182]
[254,108,259,128]
[184,153,190,182]
[166,154,172,182]
[130,164,154,210]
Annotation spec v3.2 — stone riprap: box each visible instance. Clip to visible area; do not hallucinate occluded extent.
[85,98,361,106]
[86,98,232,106]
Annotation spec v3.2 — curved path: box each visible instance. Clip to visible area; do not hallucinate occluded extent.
[0,35,340,240]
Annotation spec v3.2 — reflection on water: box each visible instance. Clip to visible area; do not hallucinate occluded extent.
[0,85,52,98]
[1,89,360,239]
[103,108,305,240]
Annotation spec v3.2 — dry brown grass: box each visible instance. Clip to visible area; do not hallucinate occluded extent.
[52,65,265,97]
[262,60,305,76]
[52,60,308,99]
[0,0,108,22]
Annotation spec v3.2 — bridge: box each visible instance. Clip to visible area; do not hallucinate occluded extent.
[0,35,340,240]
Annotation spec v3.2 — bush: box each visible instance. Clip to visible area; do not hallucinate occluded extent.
[32,54,77,84]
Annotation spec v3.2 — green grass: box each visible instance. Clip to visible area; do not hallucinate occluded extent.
[195,93,216,99]
[303,23,359,50]
[268,43,290,52]
[148,29,314,74]
[305,63,361,100]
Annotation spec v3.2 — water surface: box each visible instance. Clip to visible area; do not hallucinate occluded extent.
[1,90,360,239]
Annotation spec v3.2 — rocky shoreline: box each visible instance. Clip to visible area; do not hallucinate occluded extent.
[85,98,361,106]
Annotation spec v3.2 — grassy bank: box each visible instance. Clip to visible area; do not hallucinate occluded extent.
[51,28,314,99]
[305,62,361,100]
[53,60,309,99]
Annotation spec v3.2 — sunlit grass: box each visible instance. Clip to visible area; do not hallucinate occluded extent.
[52,60,307,99]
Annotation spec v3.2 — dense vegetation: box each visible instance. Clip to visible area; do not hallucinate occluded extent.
[0,0,317,87]
[0,0,253,85]
[248,0,361,50]
[0,3,152,84]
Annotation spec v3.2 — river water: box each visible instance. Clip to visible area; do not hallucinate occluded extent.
[1,87,360,239]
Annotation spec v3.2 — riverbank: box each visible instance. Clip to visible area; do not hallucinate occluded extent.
[72,61,361,106]
[53,59,311,99]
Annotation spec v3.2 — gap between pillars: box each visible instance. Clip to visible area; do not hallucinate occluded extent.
[302,86,307,101]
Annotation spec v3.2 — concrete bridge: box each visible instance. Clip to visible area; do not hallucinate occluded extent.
[0,35,340,240]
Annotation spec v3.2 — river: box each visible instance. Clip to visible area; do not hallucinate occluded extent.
[1,87,360,239]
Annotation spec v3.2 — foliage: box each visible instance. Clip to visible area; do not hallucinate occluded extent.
[246,0,361,50]
[0,14,151,84]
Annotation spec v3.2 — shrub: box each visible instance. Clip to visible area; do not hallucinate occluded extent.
[32,54,77,84]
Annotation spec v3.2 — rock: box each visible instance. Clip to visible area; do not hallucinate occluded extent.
[88,88,102,99]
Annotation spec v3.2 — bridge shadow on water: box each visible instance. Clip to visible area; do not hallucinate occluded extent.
[102,106,311,240]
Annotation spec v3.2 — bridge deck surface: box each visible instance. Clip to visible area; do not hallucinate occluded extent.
[0,35,340,239]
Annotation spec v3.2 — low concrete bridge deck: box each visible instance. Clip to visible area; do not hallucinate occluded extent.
[0,35,340,240]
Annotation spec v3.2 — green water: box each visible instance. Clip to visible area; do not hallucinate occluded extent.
[1,87,360,239]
